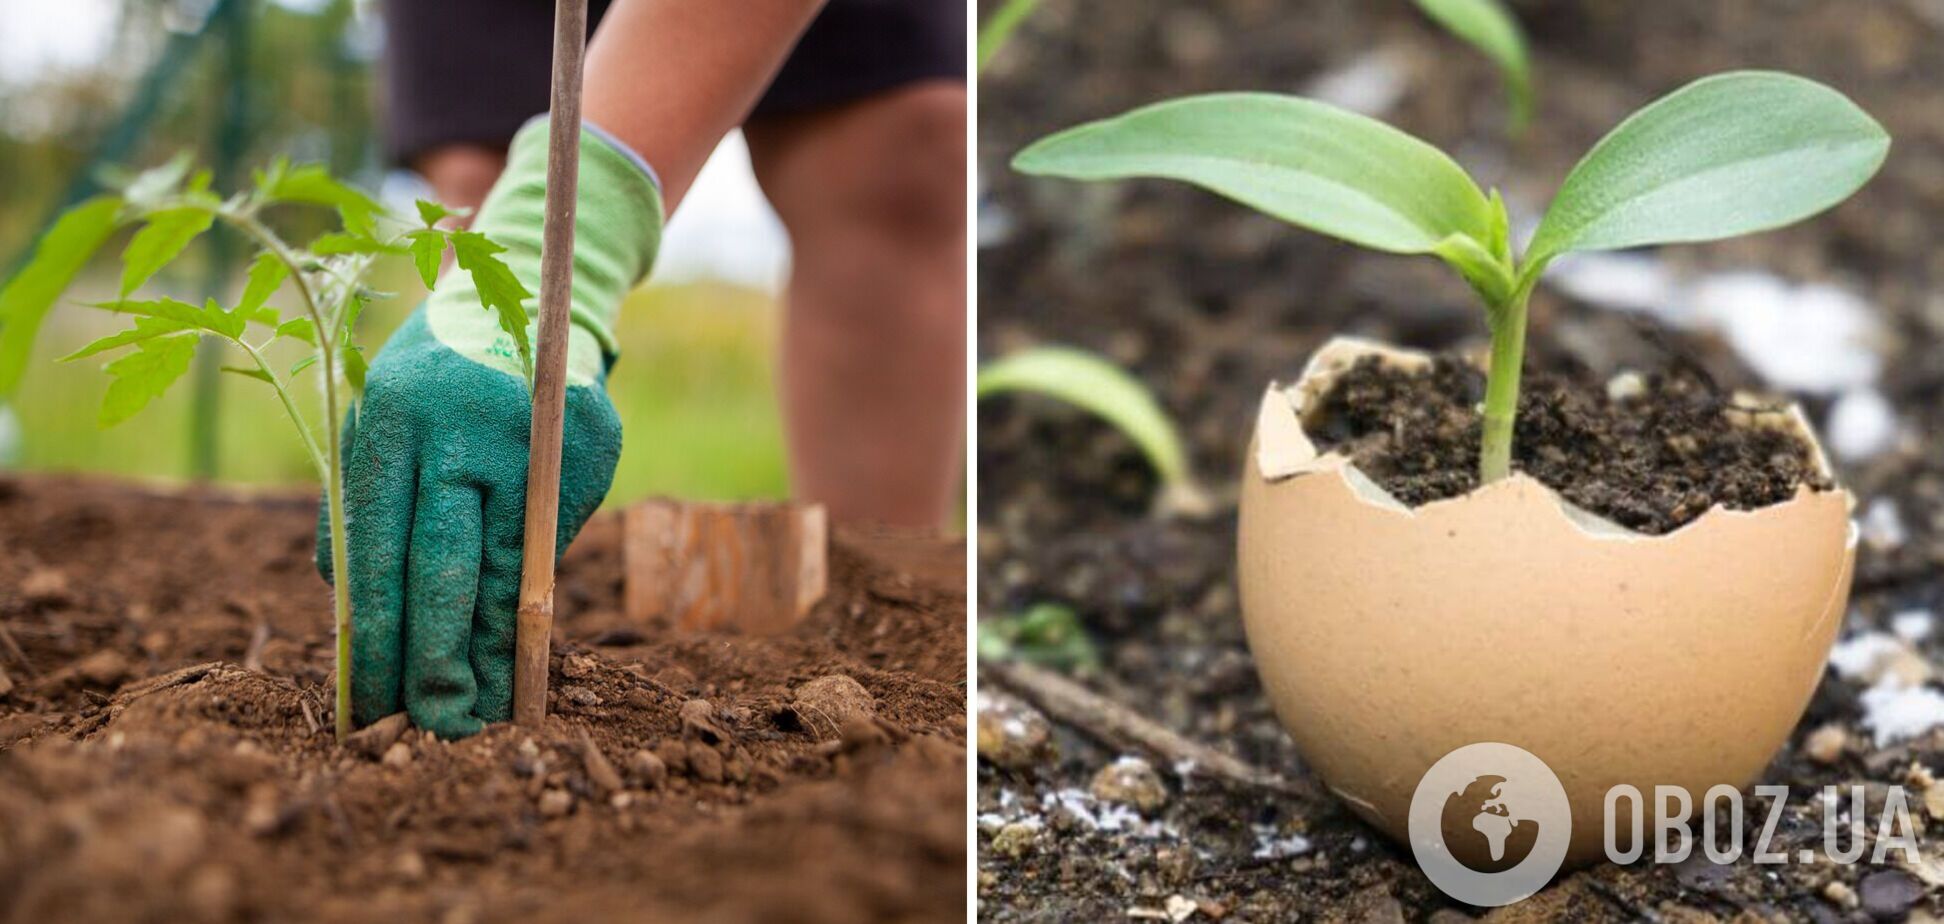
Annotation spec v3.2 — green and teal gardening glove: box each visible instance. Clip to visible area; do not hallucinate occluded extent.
[319,118,662,739]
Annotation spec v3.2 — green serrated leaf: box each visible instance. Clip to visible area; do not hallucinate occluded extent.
[274,317,317,345]
[415,199,453,227]
[220,364,274,383]
[263,164,383,238]
[122,153,195,207]
[99,333,196,426]
[292,354,320,376]
[977,346,1192,489]
[449,230,533,374]
[1414,0,1532,132]
[310,232,405,256]
[1527,71,1890,265]
[1013,93,1493,254]
[239,251,288,316]
[59,315,197,361]
[0,196,126,396]
[406,229,445,289]
[91,296,245,340]
[341,345,367,393]
[119,207,215,296]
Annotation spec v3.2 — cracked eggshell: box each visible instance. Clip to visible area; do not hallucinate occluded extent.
[1237,337,1855,867]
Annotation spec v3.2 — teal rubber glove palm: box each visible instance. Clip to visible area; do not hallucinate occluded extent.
[320,119,662,739]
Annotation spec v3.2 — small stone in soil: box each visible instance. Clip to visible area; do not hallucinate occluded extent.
[629,749,667,788]
[1090,756,1168,813]
[792,674,876,738]
[976,690,1052,771]
[538,789,574,817]
[1804,723,1849,765]
[381,741,414,769]
[687,744,724,783]
[680,699,729,744]
[1824,880,1860,909]
[989,821,1041,859]
[579,732,624,794]
[1859,870,1923,920]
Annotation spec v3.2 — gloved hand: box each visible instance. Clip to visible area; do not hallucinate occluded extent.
[320,119,662,739]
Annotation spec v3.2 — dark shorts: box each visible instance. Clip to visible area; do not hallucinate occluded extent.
[380,0,966,166]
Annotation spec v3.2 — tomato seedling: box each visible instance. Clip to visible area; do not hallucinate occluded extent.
[0,155,532,742]
[1014,70,1888,482]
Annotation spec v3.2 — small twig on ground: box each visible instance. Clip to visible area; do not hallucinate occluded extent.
[242,620,271,673]
[0,621,35,676]
[982,659,1320,799]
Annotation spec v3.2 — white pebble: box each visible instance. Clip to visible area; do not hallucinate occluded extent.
[1861,681,1944,747]
[1893,610,1935,642]
[1827,388,1897,462]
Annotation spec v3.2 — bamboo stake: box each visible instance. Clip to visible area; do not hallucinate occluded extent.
[513,0,590,728]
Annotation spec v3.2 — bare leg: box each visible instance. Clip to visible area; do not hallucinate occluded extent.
[747,82,968,530]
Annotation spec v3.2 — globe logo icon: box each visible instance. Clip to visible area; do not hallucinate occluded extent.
[1440,774,1541,873]
[1408,743,1572,906]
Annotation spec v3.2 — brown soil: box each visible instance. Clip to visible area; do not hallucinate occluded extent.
[1308,354,1831,534]
[0,475,966,924]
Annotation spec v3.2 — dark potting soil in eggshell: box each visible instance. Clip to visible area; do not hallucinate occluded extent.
[1306,354,1834,535]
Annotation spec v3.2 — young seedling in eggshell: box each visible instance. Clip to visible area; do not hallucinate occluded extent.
[1013,70,1889,483]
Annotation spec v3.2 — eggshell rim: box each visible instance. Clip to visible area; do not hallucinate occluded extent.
[1254,335,1858,545]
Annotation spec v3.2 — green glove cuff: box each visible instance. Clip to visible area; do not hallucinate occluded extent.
[426,118,665,386]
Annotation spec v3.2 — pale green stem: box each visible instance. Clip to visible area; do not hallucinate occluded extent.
[237,340,325,477]
[225,208,353,742]
[1478,284,1533,483]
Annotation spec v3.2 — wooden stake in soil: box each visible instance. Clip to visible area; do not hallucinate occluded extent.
[622,499,828,635]
[513,0,590,729]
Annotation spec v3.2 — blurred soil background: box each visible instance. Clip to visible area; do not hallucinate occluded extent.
[976,0,1944,920]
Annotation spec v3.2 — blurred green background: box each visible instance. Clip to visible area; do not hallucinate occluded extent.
[0,0,791,504]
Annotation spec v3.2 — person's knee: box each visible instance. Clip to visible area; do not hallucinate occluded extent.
[757,82,967,252]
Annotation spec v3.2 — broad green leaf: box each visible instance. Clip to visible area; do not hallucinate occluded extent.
[1414,0,1532,131]
[275,318,317,345]
[119,207,214,296]
[341,345,367,393]
[263,164,383,238]
[93,296,245,340]
[406,229,445,289]
[121,153,194,207]
[415,199,454,227]
[99,333,196,426]
[1527,71,1889,264]
[449,230,533,373]
[1014,93,1493,254]
[220,365,274,384]
[59,315,196,361]
[977,346,1191,488]
[976,0,1040,72]
[238,251,288,316]
[0,196,126,395]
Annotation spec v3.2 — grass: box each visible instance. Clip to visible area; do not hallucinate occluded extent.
[6,265,789,506]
